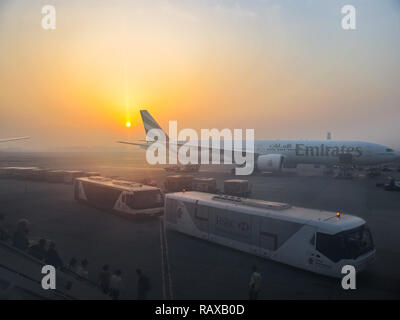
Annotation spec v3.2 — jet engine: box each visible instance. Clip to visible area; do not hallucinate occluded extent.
[255,154,284,172]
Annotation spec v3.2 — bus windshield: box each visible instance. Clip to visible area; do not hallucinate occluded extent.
[316,225,374,262]
[125,190,164,209]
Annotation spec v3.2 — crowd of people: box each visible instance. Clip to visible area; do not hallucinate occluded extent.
[0,215,152,300]
[1,214,263,300]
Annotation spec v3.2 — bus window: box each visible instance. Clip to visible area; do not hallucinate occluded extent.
[259,231,277,251]
[316,225,374,262]
[126,190,164,209]
[195,204,209,221]
[342,225,374,259]
[316,233,343,262]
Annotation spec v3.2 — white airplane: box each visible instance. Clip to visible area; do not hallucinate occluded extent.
[118,110,400,173]
[0,137,29,143]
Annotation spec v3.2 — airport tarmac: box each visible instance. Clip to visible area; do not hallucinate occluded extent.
[0,151,399,299]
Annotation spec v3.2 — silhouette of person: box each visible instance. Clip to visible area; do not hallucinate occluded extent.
[45,242,63,269]
[98,264,111,295]
[76,259,89,279]
[249,265,262,300]
[12,219,30,251]
[0,214,10,241]
[109,270,122,300]
[136,269,151,300]
[28,238,47,260]
[68,257,78,273]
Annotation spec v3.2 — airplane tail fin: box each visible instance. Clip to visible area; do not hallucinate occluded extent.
[140,110,169,140]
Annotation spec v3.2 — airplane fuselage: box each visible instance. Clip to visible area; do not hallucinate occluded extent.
[120,110,400,171]
[254,140,399,166]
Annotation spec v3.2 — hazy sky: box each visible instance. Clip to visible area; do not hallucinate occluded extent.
[0,0,399,150]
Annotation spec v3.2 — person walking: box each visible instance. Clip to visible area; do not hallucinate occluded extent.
[76,259,89,279]
[109,270,122,300]
[136,269,151,300]
[97,264,111,295]
[249,265,262,300]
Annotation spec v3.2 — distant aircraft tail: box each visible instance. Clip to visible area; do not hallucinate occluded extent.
[117,110,168,147]
[327,132,332,140]
[140,110,169,140]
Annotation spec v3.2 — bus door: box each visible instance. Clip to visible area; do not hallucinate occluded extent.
[250,215,260,256]
[258,216,278,259]
[119,191,133,212]
[305,230,322,271]
[308,230,336,272]
[193,201,209,240]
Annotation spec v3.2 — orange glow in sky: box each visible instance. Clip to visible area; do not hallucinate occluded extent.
[0,1,399,150]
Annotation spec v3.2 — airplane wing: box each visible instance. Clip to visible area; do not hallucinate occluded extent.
[117,141,149,149]
[0,137,29,143]
[117,140,257,156]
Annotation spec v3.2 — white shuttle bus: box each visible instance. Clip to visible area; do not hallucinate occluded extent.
[164,192,376,277]
[75,176,164,218]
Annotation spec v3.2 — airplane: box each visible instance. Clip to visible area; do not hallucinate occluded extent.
[0,137,29,143]
[118,110,400,173]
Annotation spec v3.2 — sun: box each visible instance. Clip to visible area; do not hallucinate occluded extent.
[125,121,131,128]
